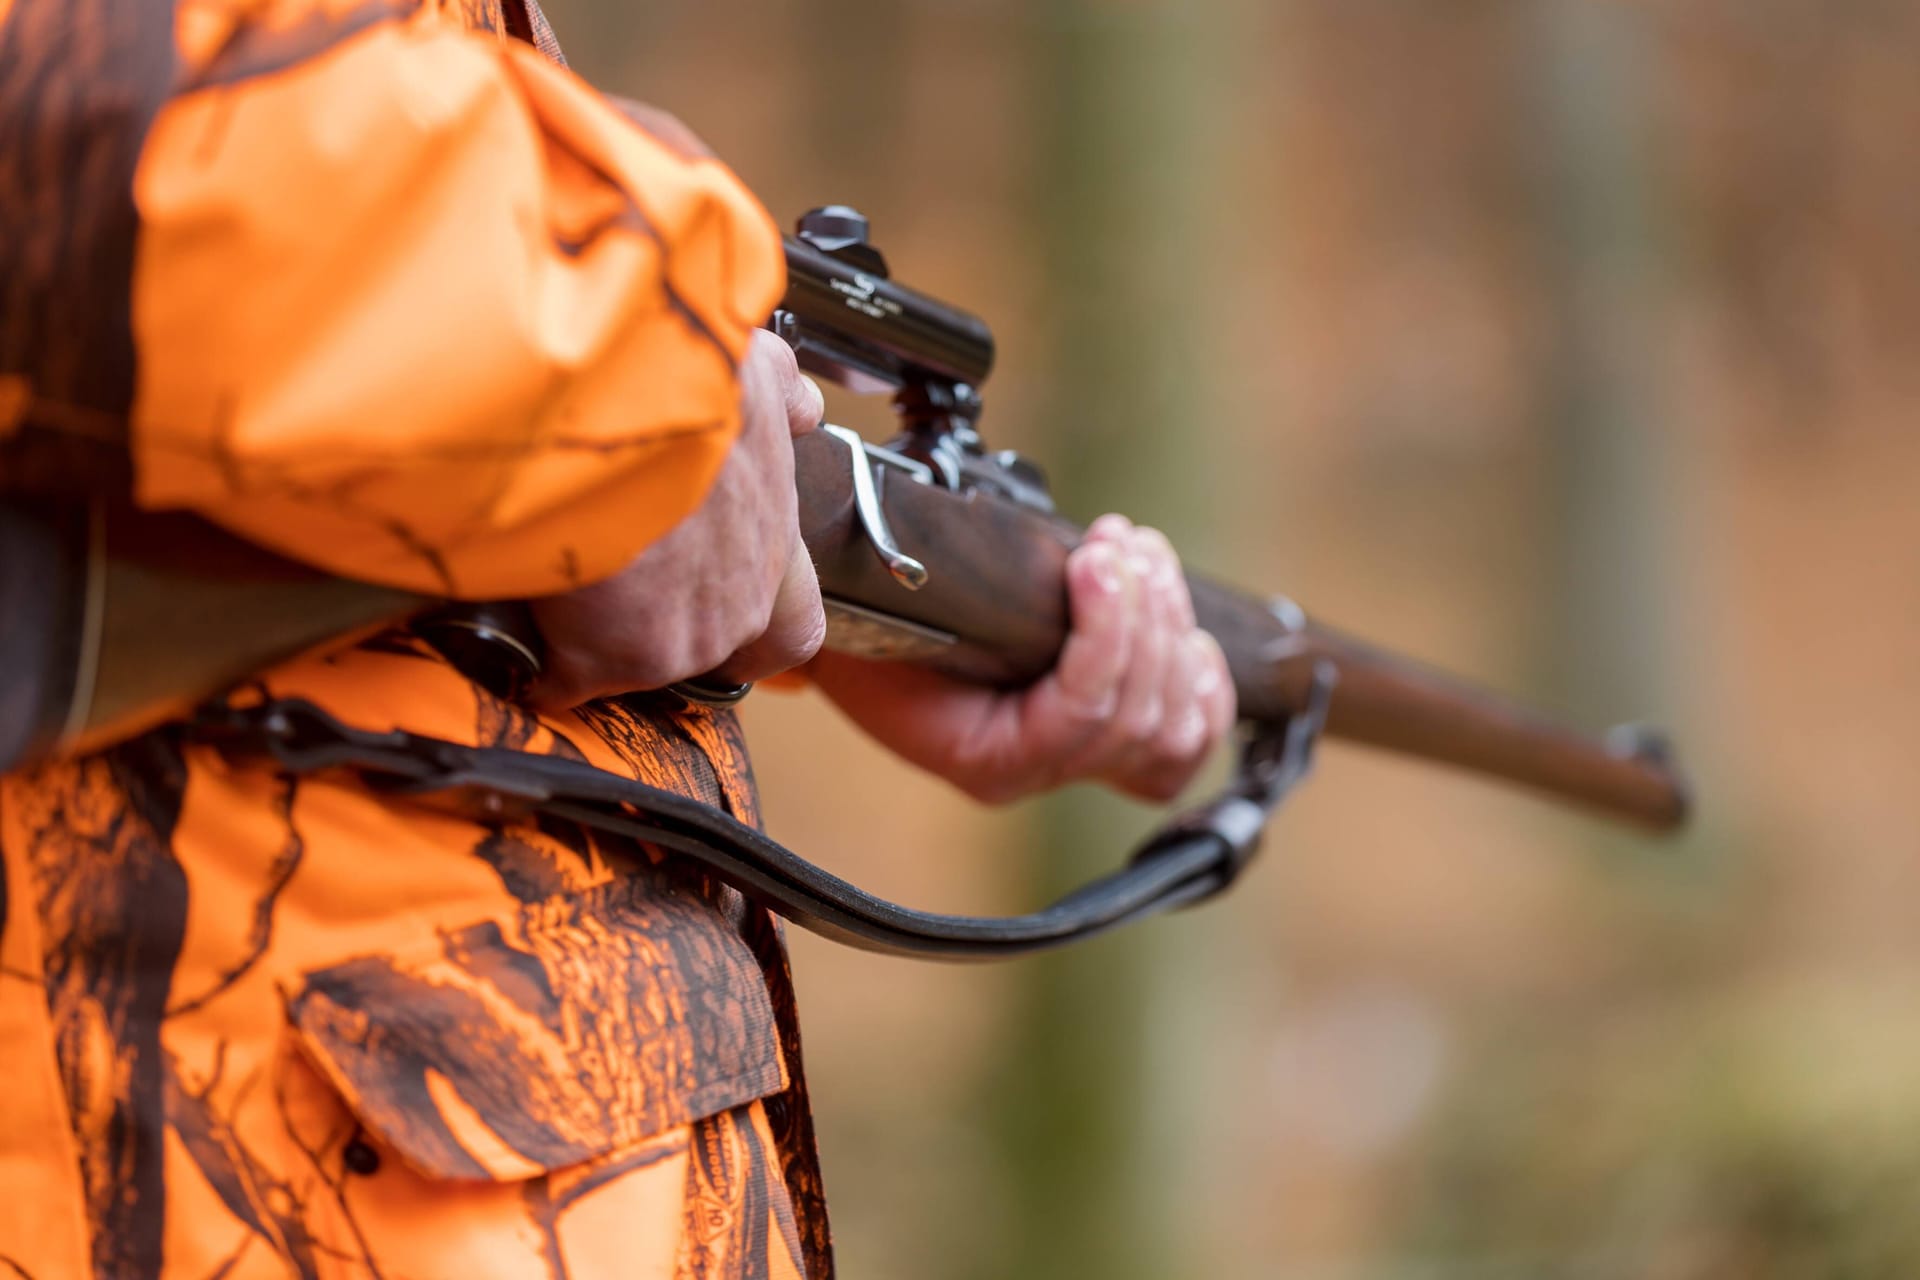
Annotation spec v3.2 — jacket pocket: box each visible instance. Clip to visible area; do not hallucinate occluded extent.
[284,872,786,1182]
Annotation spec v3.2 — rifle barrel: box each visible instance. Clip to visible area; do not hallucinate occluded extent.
[1185,575,1687,830]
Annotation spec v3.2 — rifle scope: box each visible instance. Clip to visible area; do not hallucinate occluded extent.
[778,206,995,394]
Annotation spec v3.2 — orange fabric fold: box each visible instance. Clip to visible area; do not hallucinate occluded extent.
[132,3,784,598]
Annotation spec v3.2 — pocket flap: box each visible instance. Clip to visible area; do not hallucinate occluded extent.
[286,875,786,1181]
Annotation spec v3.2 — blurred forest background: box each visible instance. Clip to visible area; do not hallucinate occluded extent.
[544,1,1920,1276]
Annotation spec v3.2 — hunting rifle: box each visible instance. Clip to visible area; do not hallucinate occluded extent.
[0,206,1688,957]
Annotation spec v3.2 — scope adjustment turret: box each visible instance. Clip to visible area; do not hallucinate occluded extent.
[797,205,889,277]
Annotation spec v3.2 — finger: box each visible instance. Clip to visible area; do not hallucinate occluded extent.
[523,646,597,715]
[1117,625,1238,802]
[902,534,1145,803]
[787,373,825,438]
[952,517,1151,796]
[1196,629,1237,744]
[887,525,1144,804]
[1113,630,1220,801]
[1156,537,1208,754]
[523,628,636,715]
[715,537,826,684]
[1085,512,1134,545]
[1071,526,1170,779]
[1049,540,1133,717]
[1151,569,1208,763]
[523,561,648,712]
[1107,531,1198,792]
[1133,526,1195,630]
[996,539,1140,789]
[1043,516,1137,720]
[754,329,824,438]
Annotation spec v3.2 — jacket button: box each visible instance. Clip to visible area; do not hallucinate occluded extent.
[342,1138,382,1177]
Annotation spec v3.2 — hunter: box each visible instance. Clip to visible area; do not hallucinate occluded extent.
[0,0,1234,1274]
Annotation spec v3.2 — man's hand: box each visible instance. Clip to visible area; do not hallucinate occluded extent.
[806,514,1237,804]
[527,331,826,711]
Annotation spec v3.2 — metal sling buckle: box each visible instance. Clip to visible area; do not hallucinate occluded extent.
[186,663,1336,961]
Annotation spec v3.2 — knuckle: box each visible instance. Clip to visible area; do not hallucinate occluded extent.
[1161,711,1209,764]
[1136,525,1177,561]
[1117,700,1163,747]
[707,605,765,670]
[1063,691,1119,729]
[1054,669,1120,724]
[685,630,736,681]
[1105,706,1159,756]
[783,603,828,665]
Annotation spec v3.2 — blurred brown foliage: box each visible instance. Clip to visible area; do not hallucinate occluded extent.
[544,1,1920,1275]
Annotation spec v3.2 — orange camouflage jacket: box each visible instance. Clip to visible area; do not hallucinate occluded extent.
[0,1,829,1276]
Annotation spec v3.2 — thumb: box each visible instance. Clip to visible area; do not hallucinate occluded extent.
[786,370,825,438]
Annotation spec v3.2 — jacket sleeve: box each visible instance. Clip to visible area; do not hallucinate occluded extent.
[129,3,784,599]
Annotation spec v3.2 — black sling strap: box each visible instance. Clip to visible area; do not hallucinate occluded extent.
[189,670,1332,961]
